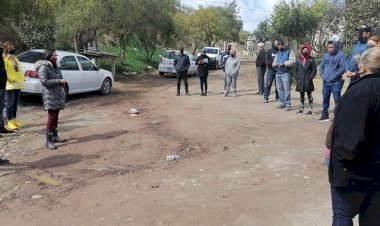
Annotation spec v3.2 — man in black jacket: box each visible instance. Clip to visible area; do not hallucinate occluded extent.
[255,43,266,95]
[263,40,279,103]
[0,41,13,134]
[329,47,380,225]
[173,47,190,96]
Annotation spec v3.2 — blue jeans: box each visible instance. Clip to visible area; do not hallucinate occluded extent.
[264,69,278,100]
[6,89,21,120]
[276,73,291,107]
[331,185,380,226]
[322,80,342,117]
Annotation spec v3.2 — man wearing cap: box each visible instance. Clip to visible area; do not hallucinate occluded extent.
[264,40,279,103]
[345,25,372,82]
[272,40,296,111]
[256,43,266,95]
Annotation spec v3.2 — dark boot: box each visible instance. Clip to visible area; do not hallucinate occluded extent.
[46,133,57,150]
[52,128,66,143]
[0,126,14,133]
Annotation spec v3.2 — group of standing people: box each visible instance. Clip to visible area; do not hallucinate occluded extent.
[173,45,241,97]
[0,42,67,165]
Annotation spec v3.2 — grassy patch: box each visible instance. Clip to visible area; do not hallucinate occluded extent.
[98,44,165,74]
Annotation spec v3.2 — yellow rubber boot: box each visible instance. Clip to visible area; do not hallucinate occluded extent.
[7,120,18,130]
[14,119,24,127]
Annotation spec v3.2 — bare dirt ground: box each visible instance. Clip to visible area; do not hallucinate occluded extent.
[0,57,353,226]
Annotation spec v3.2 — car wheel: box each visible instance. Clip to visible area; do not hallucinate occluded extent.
[100,78,112,95]
[63,85,69,102]
[215,61,219,70]
[159,72,164,76]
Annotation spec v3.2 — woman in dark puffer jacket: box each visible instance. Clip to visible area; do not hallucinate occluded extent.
[35,49,67,150]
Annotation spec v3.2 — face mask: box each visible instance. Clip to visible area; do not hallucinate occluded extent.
[278,48,283,51]
[302,51,308,57]
[9,49,15,55]
[230,54,235,57]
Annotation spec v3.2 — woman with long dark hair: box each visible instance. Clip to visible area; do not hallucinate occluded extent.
[35,49,67,150]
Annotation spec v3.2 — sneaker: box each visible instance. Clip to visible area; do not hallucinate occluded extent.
[176,93,180,96]
[263,98,269,103]
[276,104,285,109]
[200,93,204,96]
[296,109,303,115]
[306,111,313,116]
[186,93,191,96]
[221,90,225,94]
[285,106,291,111]
[319,115,330,122]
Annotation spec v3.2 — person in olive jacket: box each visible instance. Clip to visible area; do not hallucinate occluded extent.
[328,46,380,226]
[293,44,317,116]
[195,49,210,96]
[35,49,67,150]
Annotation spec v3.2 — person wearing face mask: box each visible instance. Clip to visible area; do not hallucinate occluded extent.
[35,49,67,150]
[328,46,380,226]
[195,49,210,96]
[293,44,317,116]
[263,40,279,103]
[224,49,240,97]
[344,25,372,82]
[2,42,24,130]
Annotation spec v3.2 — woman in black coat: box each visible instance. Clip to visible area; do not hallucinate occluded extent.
[328,46,380,226]
[195,50,210,96]
[35,49,67,150]
[293,44,317,116]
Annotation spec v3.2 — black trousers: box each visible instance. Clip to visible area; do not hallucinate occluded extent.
[176,71,188,94]
[199,76,208,93]
[299,91,313,109]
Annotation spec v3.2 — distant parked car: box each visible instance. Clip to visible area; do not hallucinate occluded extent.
[158,50,197,76]
[17,49,114,99]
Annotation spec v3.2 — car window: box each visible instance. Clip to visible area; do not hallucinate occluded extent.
[203,49,218,54]
[60,56,80,71]
[163,51,178,59]
[17,51,45,63]
[77,56,97,71]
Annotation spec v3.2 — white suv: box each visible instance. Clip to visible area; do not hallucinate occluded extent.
[199,47,222,70]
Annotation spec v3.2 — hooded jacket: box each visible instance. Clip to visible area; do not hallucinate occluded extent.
[225,56,240,78]
[294,44,317,92]
[319,41,346,83]
[35,60,65,111]
[3,55,24,90]
[346,40,367,73]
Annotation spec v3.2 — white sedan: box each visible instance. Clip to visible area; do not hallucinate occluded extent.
[18,49,114,98]
[158,50,197,76]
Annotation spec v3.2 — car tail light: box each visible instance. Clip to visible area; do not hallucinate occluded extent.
[24,70,39,79]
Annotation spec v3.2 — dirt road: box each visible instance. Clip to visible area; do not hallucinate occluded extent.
[0,58,348,225]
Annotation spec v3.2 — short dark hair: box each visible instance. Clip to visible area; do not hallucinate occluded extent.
[278,40,286,45]
[327,41,334,45]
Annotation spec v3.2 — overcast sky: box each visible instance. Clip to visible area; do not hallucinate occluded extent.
[180,0,278,32]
